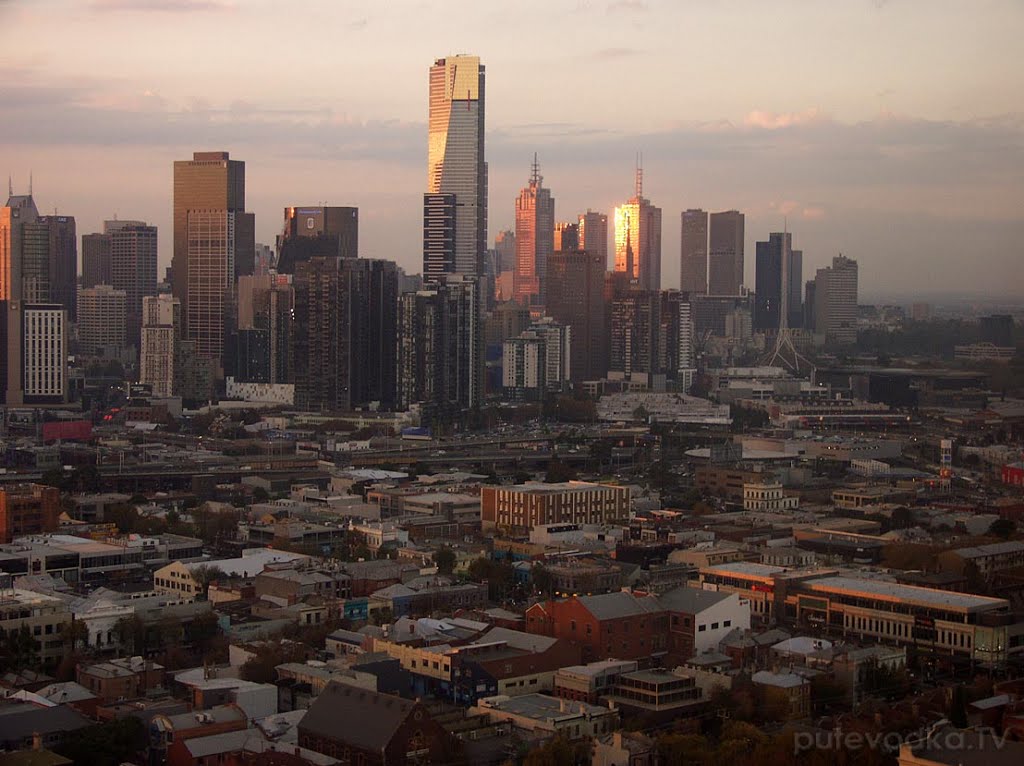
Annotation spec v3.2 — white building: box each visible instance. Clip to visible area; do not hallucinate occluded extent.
[743,481,799,512]
[140,294,179,397]
[659,588,752,656]
[23,304,67,403]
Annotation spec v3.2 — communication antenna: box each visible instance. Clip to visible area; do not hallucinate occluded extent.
[635,153,643,198]
[531,153,541,186]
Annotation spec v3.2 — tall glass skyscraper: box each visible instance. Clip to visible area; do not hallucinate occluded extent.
[614,169,662,291]
[423,55,487,281]
[513,155,554,306]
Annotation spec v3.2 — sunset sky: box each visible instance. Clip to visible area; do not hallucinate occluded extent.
[2,0,1022,298]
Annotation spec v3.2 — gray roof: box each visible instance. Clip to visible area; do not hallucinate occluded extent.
[0,702,91,745]
[952,541,1024,559]
[577,591,661,620]
[657,587,732,614]
[35,682,96,704]
[475,627,557,654]
[804,575,1009,613]
[752,670,807,689]
[299,682,420,753]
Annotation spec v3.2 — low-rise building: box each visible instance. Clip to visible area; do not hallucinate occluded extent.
[76,656,166,702]
[552,659,638,704]
[481,482,630,534]
[0,589,72,669]
[604,668,703,717]
[472,693,618,739]
[751,670,810,718]
[742,481,799,512]
[938,541,1024,579]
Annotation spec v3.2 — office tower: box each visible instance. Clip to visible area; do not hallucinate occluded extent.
[754,232,802,333]
[553,222,579,253]
[81,232,112,288]
[503,318,571,401]
[708,211,744,295]
[22,304,66,404]
[513,156,554,306]
[77,285,127,356]
[292,258,399,413]
[22,214,77,320]
[486,300,532,348]
[980,315,1014,346]
[173,151,253,337]
[398,275,482,418]
[184,210,238,375]
[140,294,180,398]
[1,190,37,404]
[494,230,515,274]
[423,55,486,280]
[804,279,817,331]
[614,169,662,291]
[578,210,608,263]
[609,289,661,378]
[254,242,274,276]
[546,250,606,381]
[106,219,157,349]
[276,205,358,273]
[813,255,859,344]
[680,209,708,295]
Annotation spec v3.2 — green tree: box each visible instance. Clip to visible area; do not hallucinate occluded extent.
[113,615,145,656]
[433,546,456,576]
[59,617,89,655]
[189,564,228,598]
[239,640,310,684]
[531,564,555,599]
[522,735,591,766]
[56,717,147,766]
[989,518,1016,539]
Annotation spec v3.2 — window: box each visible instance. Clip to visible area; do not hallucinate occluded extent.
[724,620,731,627]
[698,625,706,632]
[570,620,576,632]
[711,622,719,630]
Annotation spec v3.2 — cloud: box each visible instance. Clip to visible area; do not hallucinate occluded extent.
[593,47,641,60]
[89,0,233,12]
[802,206,826,220]
[607,0,647,13]
[744,108,825,129]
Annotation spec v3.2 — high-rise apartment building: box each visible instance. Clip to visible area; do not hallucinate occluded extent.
[614,171,662,291]
[513,157,554,306]
[502,318,571,401]
[276,206,358,273]
[398,275,482,419]
[680,209,708,295]
[609,289,662,378]
[754,232,802,333]
[423,55,486,280]
[77,285,127,356]
[106,219,157,349]
[708,211,744,295]
[546,250,606,381]
[292,258,399,413]
[813,255,858,344]
[81,232,112,288]
[237,274,293,385]
[140,294,180,398]
[172,151,254,338]
[553,222,579,254]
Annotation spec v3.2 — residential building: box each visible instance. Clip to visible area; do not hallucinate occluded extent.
[593,731,659,766]
[423,54,486,280]
[299,682,453,765]
[502,318,571,400]
[481,482,630,533]
[708,210,744,294]
[680,208,708,294]
[140,294,180,398]
[76,656,165,702]
[76,285,126,356]
[472,693,618,739]
[614,171,662,291]
[21,304,66,404]
[525,591,667,662]
[0,589,72,668]
[751,670,810,718]
[513,156,554,306]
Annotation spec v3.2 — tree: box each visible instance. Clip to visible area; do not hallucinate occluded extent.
[239,640,310,684]
[810,674,849,713]
[56,717,147,766]
[531,564,555,599]
[890,506,914,530]
[113,615,145,656]
[189,564,228,598]
[0,625,39,672]
[522,735,591,766]
[989,518,1016,539]
[433,547,456,576]
[657,733,710,765]
[544,457,576,483]
[187,610,222,654]
[949,684,968,728]
[59,617,89,655]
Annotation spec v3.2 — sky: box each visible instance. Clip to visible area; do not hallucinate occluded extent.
[1,0,1023,300]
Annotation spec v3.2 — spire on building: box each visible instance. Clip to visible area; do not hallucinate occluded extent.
[530,153,541,186]
[635,152,643,198]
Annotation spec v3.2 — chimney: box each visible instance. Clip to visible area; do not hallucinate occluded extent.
[32,732,41,751]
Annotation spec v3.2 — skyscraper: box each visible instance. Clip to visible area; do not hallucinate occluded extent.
[172,151,253,337]
[578,210,608,263]
[513,156,554,306]
[494,230,515,274]
[107,219,157,349]
[81,232,112,288]
[22,215,77,320]
[553,222,579,253]
[276,205,358,273]
[292,257,399,413]
[424,55,486,280]
[185,209,238,373]
[546,250,606,381]
[1,190,37,405]
[753,231,802,333]
[680,209,708,295]
[77,285,127,356]
[708,211,744,295]
[813,255,858,344]
[614,169,662,291]
[22,304,66,404]
[398,275,482,420]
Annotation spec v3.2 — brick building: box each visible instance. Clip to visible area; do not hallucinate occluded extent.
[481,482,630,533]
[0,484,60,543]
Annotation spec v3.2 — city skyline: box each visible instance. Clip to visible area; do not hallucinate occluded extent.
[1,0,1022,298]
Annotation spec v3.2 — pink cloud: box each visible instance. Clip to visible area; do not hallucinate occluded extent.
[744,108,825,129]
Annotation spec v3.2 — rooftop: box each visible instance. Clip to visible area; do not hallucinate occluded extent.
[751,670,807,689]
[701,561,788,578]
[804,575,1010,613]
[952,541,1024,559]
[477,693,611,721]
[577,591,662,620]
